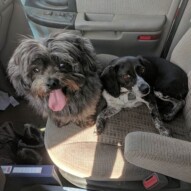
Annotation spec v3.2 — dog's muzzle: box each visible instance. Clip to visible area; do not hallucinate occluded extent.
[135,75,150,96]
[139,83,150,95]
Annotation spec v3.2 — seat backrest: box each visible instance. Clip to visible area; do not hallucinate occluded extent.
[170,28,191,73]
[170,24,191,132]
[184,71,191,130]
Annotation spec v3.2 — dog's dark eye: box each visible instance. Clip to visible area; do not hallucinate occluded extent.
[137,66,145,75]
[140,67,145,74]
[33,67,40,73]
[59,62,65,69]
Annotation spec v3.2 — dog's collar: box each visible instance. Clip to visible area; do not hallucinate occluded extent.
[128,92,136,100]
[120,88,136,100]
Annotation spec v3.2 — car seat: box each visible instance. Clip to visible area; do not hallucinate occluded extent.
[44,28,191,190]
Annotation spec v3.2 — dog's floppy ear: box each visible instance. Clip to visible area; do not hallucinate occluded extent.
[137,55,147,65]
[137,55,151,67]
[7,48,30,96]
[137,55,155,85]
[74,37,97,74]
[7,37,40,96]
[101,64,120,98]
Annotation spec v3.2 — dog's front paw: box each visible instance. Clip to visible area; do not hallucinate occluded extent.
[162,101,185,122]
[76,120,95,128]
[85,119,96,128]
[95,119,106,135]
[162,113,174,122]
[159,129,170,137]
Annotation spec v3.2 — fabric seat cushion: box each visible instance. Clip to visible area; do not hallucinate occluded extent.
[125,131,191,183]
[45,104,189,181]
[45,54,190,182]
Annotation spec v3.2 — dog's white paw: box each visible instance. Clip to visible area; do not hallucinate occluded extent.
[159,129,170,137]
[162,114,174,122]
[95,119,106,135]
[154,91,169,99]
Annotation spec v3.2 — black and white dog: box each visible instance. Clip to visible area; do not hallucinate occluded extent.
[96,56,188,136]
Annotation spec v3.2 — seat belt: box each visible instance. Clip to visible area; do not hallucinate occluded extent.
[161,0,188,58]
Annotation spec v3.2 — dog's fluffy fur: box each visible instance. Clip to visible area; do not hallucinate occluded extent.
[8,32,104,127]
[96,56,188,136]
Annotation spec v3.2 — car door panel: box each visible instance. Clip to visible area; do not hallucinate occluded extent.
[75,0,181,56]
[25,7,76,29]
[26,0,76,11]
[24,0,76,29]
[21,0,181,57]
[76,0,173,15]
[76,14,165,32]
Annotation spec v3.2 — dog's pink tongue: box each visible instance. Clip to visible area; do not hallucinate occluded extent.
[48,89,66,111]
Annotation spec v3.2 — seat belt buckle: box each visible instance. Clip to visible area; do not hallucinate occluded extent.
[143,173,168,190]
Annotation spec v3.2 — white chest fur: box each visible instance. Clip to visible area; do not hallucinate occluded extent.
[103,88,145,110]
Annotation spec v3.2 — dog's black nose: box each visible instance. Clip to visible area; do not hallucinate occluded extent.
[139,84,150,95]
[47,78,60,90]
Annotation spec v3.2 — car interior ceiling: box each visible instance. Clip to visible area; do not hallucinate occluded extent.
[0,0,191,191]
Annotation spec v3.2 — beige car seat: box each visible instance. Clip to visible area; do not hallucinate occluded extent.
[45,29,191,190]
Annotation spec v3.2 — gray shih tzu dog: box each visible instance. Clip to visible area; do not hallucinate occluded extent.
[8,32,104,128]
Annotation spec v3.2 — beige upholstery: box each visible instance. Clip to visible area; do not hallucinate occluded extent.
[171,28,191,72]
[124,72,191,183]
[45,63,191,181]
[167,1,191,60]
[76,0,175,15]
[45,104,190,181]
[184,71,191,132]
[122,27,191,183]
[124,132,191,183]
[45,27,191,183]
